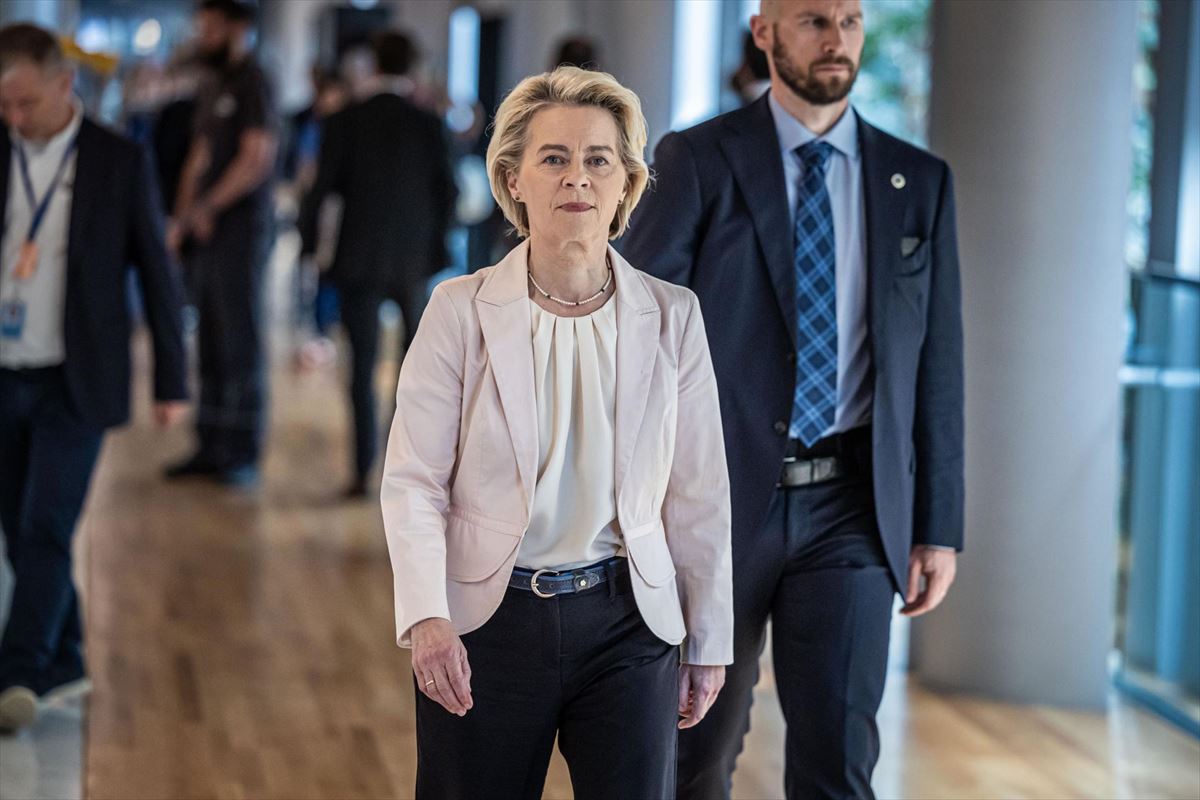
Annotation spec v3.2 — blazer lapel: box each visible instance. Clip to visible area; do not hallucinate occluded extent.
[0,130,9,247]
[610,246,660,503]
[475,241,539,510]
[718,95,798,349]
[66,120,102,296]
[858,119,907,366]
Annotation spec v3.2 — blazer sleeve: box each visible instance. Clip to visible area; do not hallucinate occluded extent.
[380,283,465,646]
[620,131,704,286]
[298,110,346,256]
[662,292,734,665]
[127,144,188,403]
[913,165,965,550]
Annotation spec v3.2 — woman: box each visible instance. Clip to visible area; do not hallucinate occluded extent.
[381,66,732,800]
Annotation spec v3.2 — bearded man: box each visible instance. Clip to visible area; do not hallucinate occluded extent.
[622,2,964,797]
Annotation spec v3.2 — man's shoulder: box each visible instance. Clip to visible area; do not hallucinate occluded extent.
[857,116,948,176]
[670,99,762,148]
[80,117,140,161]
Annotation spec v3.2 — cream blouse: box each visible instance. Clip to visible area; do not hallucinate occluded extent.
[515,294,623,570]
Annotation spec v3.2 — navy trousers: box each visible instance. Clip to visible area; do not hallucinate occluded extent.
[0,367,103,693]
[338,284,426,482]
[414,562,680,800]
[191,215,270,469]
[677,430,896,800]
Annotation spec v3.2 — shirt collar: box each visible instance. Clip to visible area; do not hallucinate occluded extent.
[767,90,859,162]
[13,97,83,155]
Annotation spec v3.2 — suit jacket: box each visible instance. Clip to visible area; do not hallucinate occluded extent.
[621,95,964,592]
[298,93,458,297]
[0,119,188,429]
[381,241,734,665]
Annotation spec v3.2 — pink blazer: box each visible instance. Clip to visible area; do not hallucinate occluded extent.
[381,240,733,665]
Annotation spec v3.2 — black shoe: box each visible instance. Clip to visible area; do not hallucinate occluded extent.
[218,463,260,488]
[164,455,220,480]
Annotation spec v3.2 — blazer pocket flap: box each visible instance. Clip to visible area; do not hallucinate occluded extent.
[445,508,523,582]
[625,522,677,587]
[897,238,931,274]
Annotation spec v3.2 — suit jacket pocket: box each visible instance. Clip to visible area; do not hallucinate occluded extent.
[896,239,931,275]
[624,521,677,587]
[445,507,523,582]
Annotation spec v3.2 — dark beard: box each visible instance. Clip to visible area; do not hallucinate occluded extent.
[199,42,232,72]
[771,30,857,105]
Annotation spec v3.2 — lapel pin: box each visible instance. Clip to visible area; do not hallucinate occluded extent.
[891,173,906,189]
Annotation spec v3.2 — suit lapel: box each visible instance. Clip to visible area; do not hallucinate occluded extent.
[475,242,539,510]
[719,95,797,349]
[610,246,659,502]
[0,130,9,247]
[66,120,102,296]
[858,119,906,366]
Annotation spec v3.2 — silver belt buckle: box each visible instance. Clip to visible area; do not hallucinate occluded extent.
[530,568,557,598]
[813,457,836,482]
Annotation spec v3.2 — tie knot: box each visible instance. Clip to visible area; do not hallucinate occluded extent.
[796,140,834,174]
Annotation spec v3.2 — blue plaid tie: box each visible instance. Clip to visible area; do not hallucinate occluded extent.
[789,140,837,446]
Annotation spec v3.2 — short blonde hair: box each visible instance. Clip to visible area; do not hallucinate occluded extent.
[486,66,650,239]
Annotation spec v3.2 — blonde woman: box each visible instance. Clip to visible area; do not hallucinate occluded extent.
[381,67,732,799]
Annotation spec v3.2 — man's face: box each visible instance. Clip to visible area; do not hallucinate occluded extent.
[194,9,232,60]
[0,59,74,141]
[753,0,865,106]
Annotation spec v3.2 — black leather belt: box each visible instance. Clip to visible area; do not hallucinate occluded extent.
[778,427,871,488]
[509,556,626,598]
[778,455,843,487]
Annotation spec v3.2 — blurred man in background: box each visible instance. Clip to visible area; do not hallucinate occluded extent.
[299,31,456,499]
[166,0,277,487]
[0,23,188,731]
[624,0,964,797]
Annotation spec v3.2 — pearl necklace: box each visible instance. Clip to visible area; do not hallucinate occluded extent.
[528,265,613,307]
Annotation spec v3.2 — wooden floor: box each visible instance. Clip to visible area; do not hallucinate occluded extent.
[75,313,1199,798]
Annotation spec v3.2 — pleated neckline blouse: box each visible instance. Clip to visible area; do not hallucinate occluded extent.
[515,294,622,571]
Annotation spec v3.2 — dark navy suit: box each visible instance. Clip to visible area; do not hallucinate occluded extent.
[622,94,963,799]
[0,120,187,694]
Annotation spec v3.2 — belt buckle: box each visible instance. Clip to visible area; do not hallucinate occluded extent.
[530,568,557,599]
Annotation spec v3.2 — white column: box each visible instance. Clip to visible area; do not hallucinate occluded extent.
[909,0,1139,708]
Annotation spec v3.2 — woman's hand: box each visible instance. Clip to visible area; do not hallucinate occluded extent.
[410,618,474,716]
[678,663,725,729]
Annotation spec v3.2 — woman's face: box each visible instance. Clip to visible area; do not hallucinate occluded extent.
[507,104,628,247]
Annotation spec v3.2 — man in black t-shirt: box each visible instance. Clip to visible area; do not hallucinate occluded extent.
[166,0,277,486]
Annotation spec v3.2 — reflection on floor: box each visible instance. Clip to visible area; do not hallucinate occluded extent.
[3,235,1199,800]
[0,690,84,800]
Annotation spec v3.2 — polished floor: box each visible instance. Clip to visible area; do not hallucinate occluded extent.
[2,252,1199,799]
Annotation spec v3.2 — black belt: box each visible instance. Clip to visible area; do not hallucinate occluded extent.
[509,556,626,598]
[778,426,871,488]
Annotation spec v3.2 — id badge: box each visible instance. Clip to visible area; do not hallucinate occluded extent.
[0,299,26,339]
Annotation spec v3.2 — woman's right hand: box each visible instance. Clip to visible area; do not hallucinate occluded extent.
[410,618,474,716]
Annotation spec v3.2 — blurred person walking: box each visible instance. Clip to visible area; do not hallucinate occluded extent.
[0,24,188,731]
[624,1,964,797]
[299,31,456,499]
[166,0,277,487]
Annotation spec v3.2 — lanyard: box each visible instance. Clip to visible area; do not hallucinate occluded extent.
[15,128,80,244]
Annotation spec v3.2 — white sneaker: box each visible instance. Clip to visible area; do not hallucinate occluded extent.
[0,686,38,731]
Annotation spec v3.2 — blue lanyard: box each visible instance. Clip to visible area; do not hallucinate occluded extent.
[14,129,80,243]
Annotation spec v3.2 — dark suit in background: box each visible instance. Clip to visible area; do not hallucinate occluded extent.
[0,120,188,695]
[622,94,963,799]
[299,90,457,489]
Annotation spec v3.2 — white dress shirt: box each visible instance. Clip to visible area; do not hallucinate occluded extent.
[517,295,623,571]
[769,93,872,435]
[0,103,83,368]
